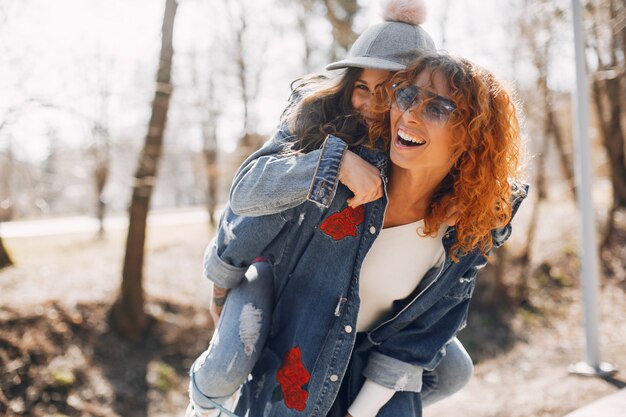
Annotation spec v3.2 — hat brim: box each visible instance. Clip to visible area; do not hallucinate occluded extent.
[325,56,406,71]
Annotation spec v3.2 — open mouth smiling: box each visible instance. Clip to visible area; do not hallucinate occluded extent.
[397,129,426,147]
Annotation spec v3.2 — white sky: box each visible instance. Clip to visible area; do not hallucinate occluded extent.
[0,0,576,162]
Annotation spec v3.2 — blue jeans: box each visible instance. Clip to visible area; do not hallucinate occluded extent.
[189,263,473,413]
[421,337,473,407]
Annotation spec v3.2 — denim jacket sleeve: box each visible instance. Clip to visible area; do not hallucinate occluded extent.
[229,127,349,216]
[203,203,296,289]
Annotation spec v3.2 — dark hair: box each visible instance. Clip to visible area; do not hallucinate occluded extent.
[282,67,369,154]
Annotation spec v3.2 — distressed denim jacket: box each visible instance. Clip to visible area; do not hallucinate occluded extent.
[206,134,528,417]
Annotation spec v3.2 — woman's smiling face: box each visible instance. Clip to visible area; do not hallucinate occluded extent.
[389,69,457,176]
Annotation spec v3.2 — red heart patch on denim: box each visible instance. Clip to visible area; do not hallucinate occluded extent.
[275,347,310,411]
[320,205,365,241]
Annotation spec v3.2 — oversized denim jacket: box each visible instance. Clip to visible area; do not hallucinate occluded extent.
[206,133,528,417]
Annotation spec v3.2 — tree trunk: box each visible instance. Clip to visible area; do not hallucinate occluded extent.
[480,247,509,306]
[589,0,626,246]
[546,109,576,199]
[532,40,576,200]
[518,130,550,302]
[0,235,13,269]
[601,76,626,207]
[111,0,178,341]
[94,157,109,239]
[621,0,626,67]
[203,148,218,227]
[516,36,554,298]
[196,52,220,229]
[598,73,626,248]
[235,13,249,135]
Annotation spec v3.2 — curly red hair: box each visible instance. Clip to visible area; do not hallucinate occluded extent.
[368,53,524,258]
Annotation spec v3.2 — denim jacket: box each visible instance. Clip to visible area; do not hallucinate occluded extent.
[205,134,529,417]
[229,121,345,216]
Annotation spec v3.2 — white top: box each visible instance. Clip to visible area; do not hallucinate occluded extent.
[349,220,447,417]
[356,219,446,332]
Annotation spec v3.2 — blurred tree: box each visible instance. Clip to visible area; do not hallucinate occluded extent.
[111,0,178,341]
[0,235,12,269]
[41,128,62,213]
[470,0,528,307]
[0,126,13,269]
[322,0,359,60]
[473,0,523,307]
[296,0,317,73]
[1,99,54,218]
[516,0,575,301]
[524,2,576,198]
[224,0,267,158]
[90,124,110,239]
[89,58,113,239]
[189,48,221,227]
[1,126,15,224]
[201,74,220,227]
[0,144,12,268]
[587,0,626,247]
[279,0,334,72]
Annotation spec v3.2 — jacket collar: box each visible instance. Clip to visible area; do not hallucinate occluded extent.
[356,142,389,171]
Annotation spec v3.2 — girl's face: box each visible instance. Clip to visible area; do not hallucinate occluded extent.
[351,69,391,122]
[389,69,458,176]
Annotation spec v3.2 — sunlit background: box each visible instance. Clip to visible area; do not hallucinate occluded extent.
[1,1,625,417]
[0,0,580,217]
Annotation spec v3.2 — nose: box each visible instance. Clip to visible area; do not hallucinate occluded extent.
[353,93,372,112]
[401,104,425,126]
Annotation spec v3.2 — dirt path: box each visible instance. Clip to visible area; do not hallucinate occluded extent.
[425,283,626,417]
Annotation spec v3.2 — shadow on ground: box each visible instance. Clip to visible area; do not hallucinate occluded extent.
[2,227,626,416]
[0,300,213,417]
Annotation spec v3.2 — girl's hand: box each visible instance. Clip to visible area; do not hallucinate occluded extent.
[339,150,384,208]
[210,285,229,325]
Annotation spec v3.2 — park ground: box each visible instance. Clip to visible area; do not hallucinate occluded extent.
[1,201,625,417]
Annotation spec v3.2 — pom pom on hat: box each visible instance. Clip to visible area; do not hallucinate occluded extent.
[383,0,427,26]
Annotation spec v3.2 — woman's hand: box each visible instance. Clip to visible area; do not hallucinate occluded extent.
[210,284,229,325]
[339,150,384,208]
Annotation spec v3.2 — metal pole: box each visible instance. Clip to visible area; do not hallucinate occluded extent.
[568,0,616,377]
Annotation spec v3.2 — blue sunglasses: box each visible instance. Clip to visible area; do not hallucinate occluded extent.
[392,83,457,124]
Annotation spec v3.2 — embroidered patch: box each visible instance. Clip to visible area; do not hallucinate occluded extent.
[320,205,364,241]
[274,347,310,411]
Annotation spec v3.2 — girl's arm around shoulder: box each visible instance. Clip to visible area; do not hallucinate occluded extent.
[229,127,351,216]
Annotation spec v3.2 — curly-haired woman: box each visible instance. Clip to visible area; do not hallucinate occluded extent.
[187,51,528,417]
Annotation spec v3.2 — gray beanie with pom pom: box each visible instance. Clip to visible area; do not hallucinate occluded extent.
[326,0,435,71]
